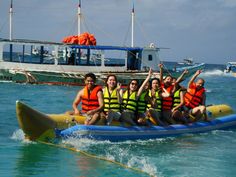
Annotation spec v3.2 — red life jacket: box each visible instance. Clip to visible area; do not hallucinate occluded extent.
[184,83,205,109]
[161,84,174,110]
[81,85,102,113]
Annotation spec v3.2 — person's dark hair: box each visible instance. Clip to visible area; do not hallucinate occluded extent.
[105,74,118,87]
[151,78,160,85]
[163,75,173,80]
[84,73,96,82]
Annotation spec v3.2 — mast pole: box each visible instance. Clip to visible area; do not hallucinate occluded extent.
[131,3,134,47]
[9,0,13,40]
[78,0,81,36]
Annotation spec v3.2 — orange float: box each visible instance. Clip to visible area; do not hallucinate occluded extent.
[62,32,96,45]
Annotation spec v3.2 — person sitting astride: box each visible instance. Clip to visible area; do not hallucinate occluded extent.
[120,69,152,126]
[136,81,151,125]
[103,75,122,125]
[147,78,166,126]
[72,73,104,125]
[159,64,176,124]
[184,70,208,121]
[171,70,188,124]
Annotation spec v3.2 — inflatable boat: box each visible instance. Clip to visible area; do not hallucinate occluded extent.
[16,100,236,142]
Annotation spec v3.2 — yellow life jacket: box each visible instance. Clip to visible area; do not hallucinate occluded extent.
[122,90,137,112]
[147,90,161,112]
[103,87,120,112]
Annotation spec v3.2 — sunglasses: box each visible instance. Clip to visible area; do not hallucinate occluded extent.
[130,82,137,86]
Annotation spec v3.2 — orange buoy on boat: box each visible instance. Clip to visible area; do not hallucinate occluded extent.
[62,32,96,45]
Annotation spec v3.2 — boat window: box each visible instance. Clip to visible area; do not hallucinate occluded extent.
[3,44,11,61]
[127,50,141,70]
[104,50,125,67]
[76,49,101,66]
[148,54,153,61]
[3,43,64,65]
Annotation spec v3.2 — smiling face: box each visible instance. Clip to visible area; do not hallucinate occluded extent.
[106,75,117,90]
[129,80,138,92]
[85,76,95,90]
[151,79,160,91]
[196,78,205,90]
[164,75,172,87]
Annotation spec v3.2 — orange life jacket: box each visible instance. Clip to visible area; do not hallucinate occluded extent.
[161,84,174,110]
[81,85,102,113]
[184,83,205,109]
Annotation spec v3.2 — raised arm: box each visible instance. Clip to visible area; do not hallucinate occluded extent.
[176,69,188,84]
[159,64,163,84]
[137,68,152,97]
[161,87,171,98]
[188,70,202,88]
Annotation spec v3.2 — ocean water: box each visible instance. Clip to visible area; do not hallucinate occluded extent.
[1,63,236,177]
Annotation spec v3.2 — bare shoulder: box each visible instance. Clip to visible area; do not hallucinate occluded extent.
[97,89,103,96]
[77,88,84,97]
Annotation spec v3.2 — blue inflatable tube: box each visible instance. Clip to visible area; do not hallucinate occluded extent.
[57,114,236,141]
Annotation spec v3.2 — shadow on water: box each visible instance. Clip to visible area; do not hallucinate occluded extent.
[15,143,57,177]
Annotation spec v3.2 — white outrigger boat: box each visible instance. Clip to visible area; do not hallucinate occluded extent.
[0,1,204,86]
[224,62,236,77]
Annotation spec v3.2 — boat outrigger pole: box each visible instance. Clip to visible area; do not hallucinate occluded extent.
[78,0,81,36]
[131,3,135,47]
[9,0,13,40]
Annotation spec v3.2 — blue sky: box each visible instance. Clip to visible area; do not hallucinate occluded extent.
[0,0,236,64]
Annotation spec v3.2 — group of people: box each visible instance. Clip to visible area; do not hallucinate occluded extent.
[72,64,208,126]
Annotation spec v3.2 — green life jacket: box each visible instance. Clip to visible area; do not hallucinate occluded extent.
[137,91,149,113]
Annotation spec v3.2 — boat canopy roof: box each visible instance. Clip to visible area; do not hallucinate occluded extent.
[0,38,62,45]
[0,38,144,51]
[227,62,236,66]
[70,45,143,51]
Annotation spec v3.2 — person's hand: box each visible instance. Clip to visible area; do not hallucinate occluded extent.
[86,110,94,115]
[195,70,202,75]
[148,68,153,76]
[74,109,80,115]
[158,63,163,68]
[172,107,177,113]
[117,82,121,91]
[183,69,188,74]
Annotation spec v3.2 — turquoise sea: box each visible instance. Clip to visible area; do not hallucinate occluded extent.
[1,63,236,177]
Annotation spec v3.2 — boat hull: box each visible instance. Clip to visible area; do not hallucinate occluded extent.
[0,62,205,86]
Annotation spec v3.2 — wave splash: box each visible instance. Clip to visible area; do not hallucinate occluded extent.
[63,137,163,176]
[202,69,224,76]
